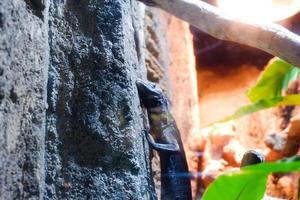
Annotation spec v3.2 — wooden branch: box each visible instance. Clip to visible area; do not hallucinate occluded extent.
[138,0,300,67]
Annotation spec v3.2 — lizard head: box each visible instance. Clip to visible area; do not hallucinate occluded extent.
[136,79,169,110]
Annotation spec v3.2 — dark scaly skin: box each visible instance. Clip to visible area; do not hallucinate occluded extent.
[136,80,192,200]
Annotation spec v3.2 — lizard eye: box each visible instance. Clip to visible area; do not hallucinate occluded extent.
[150,83,156,89]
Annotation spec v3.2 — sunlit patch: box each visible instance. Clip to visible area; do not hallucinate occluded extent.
[216,0,300,22]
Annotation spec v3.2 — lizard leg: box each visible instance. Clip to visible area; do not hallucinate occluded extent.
[144,130,180,153]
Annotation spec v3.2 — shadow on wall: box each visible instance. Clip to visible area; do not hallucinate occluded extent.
[24,0,45,19]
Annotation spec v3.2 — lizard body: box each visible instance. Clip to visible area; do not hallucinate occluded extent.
[136,80,192,200]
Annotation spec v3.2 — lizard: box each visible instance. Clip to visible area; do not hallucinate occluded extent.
[136,80,266,199]
[136,80,192,200]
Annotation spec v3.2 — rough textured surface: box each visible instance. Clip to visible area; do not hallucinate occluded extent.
[1,0,157,199]
[165,16,200,198]
[267,173,300,200]
[0,0,48,199]
[45,0,154,199]
[144,8,169,89]
[144,8,171,199]
[144,8,200,199]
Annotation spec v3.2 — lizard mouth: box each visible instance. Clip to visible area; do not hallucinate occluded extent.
[136,79,156,93]
[136,79,166,108]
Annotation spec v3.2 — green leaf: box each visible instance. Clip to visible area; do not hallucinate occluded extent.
[278,94,300,106]
[282,67,300,90]
[246,58,293,103]
[242,157,300,173]
[202,157,300,200]
[202,170,267,200]
[220,58,300,122]
[221,95,300,121]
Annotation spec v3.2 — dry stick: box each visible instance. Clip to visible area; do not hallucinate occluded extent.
[138,0,300,67]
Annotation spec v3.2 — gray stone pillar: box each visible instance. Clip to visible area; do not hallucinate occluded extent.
[0,0,49,199]
[0,0,155,199]
[45,0,154,199]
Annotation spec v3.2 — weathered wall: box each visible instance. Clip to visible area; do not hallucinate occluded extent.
[165,15,200,198]
[0,0,48,199]
[45,0,154,199]
[144,8,200,199]
[1,0,156,199]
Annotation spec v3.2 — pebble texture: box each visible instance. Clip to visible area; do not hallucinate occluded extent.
[1,0,155,199]
[0,0,48,199]
[45,0,154,199]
